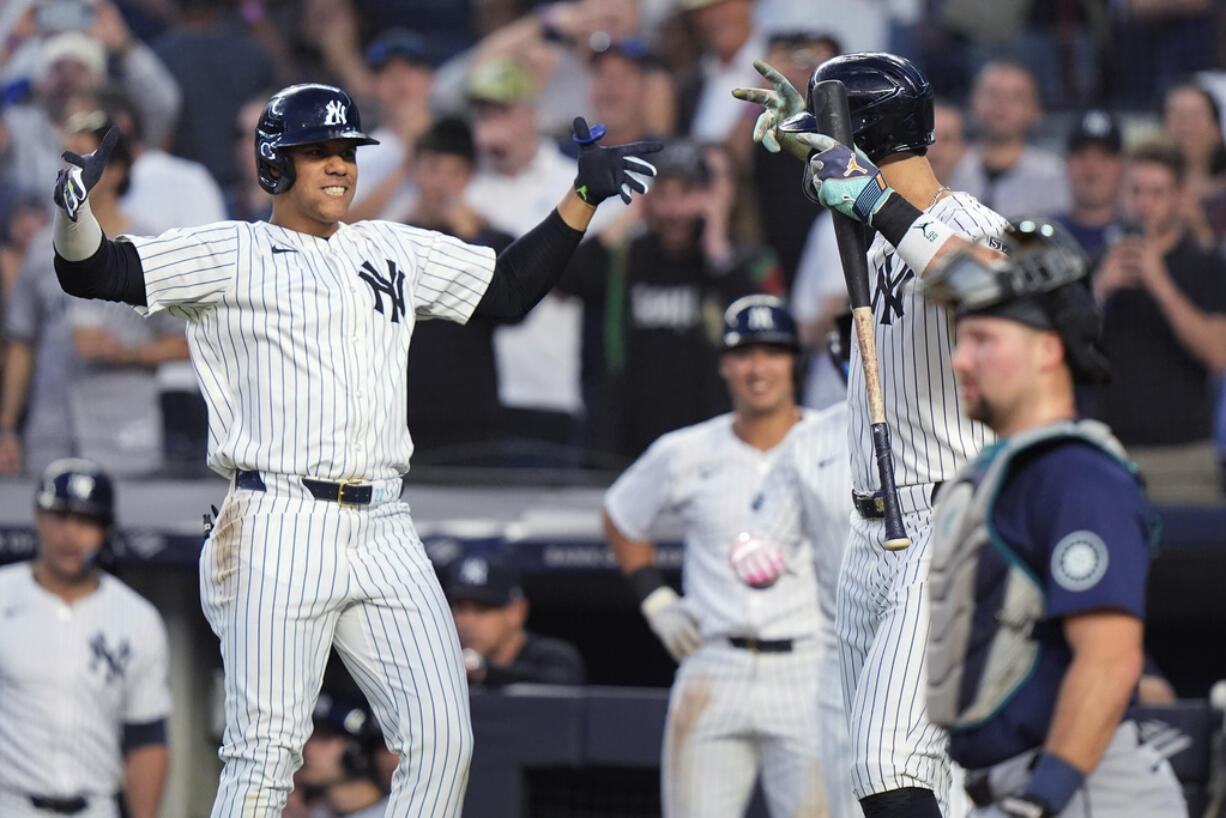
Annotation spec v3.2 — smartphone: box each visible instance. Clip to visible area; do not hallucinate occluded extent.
[35,0,96,34]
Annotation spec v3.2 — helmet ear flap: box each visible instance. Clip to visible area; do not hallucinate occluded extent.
[255,132,295,195]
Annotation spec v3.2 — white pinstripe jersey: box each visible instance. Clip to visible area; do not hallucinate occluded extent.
[0,564,171,798]
[848,192,1007,491]
[121,220,496,480]
[604,411,822,642]
[750,401,852,634]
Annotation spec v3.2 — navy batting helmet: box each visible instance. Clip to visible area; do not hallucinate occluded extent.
[35,458,115,527]
[720,295,800,352]
[255,83,379,195]
[782,52,934,164]
[924,218,1110,383]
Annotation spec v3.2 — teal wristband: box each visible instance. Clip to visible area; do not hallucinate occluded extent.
[1023,752,1084,814]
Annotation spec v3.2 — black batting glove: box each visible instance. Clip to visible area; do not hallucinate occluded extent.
[999,795,1056,818]
[571,117,661,206]
[53,126,119,222]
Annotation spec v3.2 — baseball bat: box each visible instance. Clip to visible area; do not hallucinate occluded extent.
[810,79,911,551]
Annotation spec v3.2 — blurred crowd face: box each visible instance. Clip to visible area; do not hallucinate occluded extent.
[1163,86,1223,169]
[235,97,268,188]
[42,56,99,104]
[971,63,1040,142]
[1066,144,1124,212]
[644,176,704,249]
[297,731,348,789]
[720,344,796,418]
[413,150,472,219]
[451,599,525,659]
[35,510,105,584]
[763,37,838,92]
[374,58,433,120]
[1123,159,1182,236]
[590,53,646,136]
[472,102,537,176]
[688,0,753,63]
[928,103,967,185]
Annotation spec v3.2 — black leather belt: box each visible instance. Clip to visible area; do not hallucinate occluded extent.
[29,795,89,814]
[728,637,793,653]
[236,470,375,506]
[852,491,885,519]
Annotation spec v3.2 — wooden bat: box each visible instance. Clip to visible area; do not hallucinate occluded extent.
[810,79,911,551]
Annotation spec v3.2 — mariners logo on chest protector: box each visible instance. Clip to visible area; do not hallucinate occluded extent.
[358,259,407,323]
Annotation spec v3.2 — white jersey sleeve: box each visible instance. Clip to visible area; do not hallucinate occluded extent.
[604,436,677,542]
[122,222,243,315]
[122,593,173,725]
[367,221,496,324]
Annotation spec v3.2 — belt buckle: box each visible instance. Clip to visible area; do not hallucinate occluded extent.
[872,495,885,514]
[744,638,760,654]
[336,479,363,507]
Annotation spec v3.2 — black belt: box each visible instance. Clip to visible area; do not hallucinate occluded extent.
[728,637,793,653]
[236,470,375,506]
[852,483,944,520]
[29,795,89,814]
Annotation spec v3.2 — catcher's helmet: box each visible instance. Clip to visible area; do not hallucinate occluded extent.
[35,458,115,527]
[721,295,800,353]
[796,52,935,164]
[255,83,379,195]
[924,218,1110,383]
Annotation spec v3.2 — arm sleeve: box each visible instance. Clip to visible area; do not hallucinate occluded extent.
[473,209,586,320]
[54,238,148,306]
[125,223,241,314]
[124,607,173,724]
[603,436,677,542]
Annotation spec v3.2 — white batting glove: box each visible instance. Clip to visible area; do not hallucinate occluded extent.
[640,586,701,662]
[729,532,786,589]
[731,60,809,160]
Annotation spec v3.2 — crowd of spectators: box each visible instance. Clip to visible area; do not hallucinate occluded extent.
[1,0,1225,503]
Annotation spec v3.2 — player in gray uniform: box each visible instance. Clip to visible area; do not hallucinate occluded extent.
[736,53,1009,818]
[922,218,1186,817]
[605,296,845,818]
[47,83,659,817]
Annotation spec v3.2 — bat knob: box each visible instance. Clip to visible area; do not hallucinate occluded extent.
[882,536,912,551]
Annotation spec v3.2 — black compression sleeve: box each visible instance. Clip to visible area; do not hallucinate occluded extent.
[473,209,584,320]
[53,238,148,307]
[872,194,925,248]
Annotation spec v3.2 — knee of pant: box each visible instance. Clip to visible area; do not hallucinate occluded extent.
[388,718,474,773]
[220,739,301,791]
[858,787,942,818]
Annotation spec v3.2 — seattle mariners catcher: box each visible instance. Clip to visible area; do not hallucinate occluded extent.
[0,459,171,818]
[735,53,1010,818]
[923,218,1187,818]
[48,82,660,817]
[604,295,842,818]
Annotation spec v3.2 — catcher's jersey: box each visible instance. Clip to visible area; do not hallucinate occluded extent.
[604,411,822,641]
[848,192,1007,491]
[121,220,495,480]
[0,564,171,798]
[750,401,852,635]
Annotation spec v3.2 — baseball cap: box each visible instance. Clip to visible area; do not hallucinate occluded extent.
[590,37,651,65]
[39,31,106,82]
[365,29,434,70]
[312,693,376,740]
[721,294,800,352]
[467,59,536,106]
[1067,110,1121,154]
[652,139,711,186]
[444,554,523,607]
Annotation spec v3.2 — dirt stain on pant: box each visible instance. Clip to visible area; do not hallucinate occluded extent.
[664,675,713,816]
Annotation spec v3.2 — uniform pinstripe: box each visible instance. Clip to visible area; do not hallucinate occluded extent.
[839,192,1007,812]
[122,217,495,816]
[606,411,836,817]
[750,401,860,818]
[0,565,172,818]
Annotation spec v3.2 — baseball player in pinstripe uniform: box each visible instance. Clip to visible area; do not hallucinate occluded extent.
[47,82,660,817]
[736,53,1009,818]
[605,295,845,818]
[0,459,171,818]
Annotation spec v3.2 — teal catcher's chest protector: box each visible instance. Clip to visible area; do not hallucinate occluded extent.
[926,420,1140,731]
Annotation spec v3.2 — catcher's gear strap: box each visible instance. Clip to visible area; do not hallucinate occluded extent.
[54,238,147,307]
[473,208,584,320]
[927,419,1144,732]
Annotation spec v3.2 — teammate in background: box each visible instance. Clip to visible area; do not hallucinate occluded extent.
[923,219,1188,818]
[735,53,1008,818]
[604,296,842,818]
[444,553,586,688]
[0,459,171,818]
[47,82,660,817]
[287,695,387,818]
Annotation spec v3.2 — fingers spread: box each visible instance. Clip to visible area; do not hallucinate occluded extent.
[794,132,840,152]
[617,140,664,157]
[732,87,776,106]
[61,150,88,168]
[624,156,657,176]
[97,126,119,158]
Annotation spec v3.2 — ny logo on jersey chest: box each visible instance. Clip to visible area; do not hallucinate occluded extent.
[872,262,913,325]
[89,632,131,684]
[358,259,407,323]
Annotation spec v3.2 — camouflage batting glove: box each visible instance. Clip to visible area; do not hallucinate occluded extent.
[572,117,661,206]
[731,60,810,161]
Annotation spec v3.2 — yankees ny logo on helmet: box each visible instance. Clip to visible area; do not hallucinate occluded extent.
[324,100,348,126]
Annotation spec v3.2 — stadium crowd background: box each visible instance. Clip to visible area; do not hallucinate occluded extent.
[2,0,1226,815]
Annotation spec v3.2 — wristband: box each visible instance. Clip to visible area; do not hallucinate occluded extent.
[894,208,957,277]
[626,564,666,603]
[1022,752,1084,814]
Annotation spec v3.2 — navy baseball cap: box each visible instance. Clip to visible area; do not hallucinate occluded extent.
[1067,110,1121,154]
[721,294,800,352]
[312,693,376,739]
[366,29,434,70]
[444,554,523,607]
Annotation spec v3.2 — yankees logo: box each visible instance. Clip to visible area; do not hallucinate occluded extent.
[358,259,407,323]
[323,100,348,126]
[872,262,913,325]
[746,306,775,330]
[88,632,131,683]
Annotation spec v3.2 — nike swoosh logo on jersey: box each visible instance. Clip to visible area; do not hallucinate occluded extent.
[816,457,837,469]
[271,246,297,254]
[2,605,19,618]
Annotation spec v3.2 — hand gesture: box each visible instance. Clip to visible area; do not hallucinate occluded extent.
[793,132,895,225]
[53,127,119,222]
[1095,238,1143,300]
[731,60,808,160]
[572,117,661,205]
[640,586,701,662]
